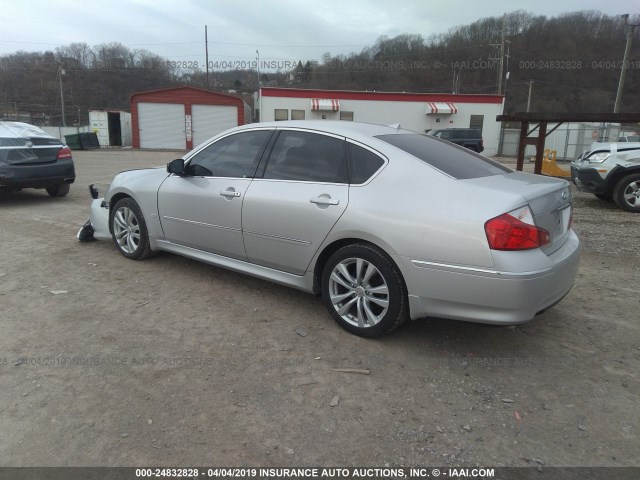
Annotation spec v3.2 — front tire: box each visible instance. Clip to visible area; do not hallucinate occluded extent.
[613,174,640,212]
[110,198,153,259]
[321,243,408,337]
[46,184,70,197]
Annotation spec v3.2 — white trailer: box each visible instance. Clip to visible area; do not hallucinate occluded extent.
[89,110,132,147]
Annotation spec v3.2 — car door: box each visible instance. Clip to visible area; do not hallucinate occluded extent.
[157,129,272,259]
[242,129,349,275]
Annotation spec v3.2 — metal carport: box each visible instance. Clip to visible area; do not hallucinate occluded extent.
[496,112,640,174]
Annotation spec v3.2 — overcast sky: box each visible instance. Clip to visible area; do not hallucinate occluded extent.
[0,0,633,67]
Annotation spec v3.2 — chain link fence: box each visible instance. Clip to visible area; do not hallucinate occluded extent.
[499,123,635,162]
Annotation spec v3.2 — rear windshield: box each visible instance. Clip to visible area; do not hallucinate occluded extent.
[376,133,510,179]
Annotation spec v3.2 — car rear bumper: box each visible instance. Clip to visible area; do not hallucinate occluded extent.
[0,159,75,190]
[401,230,580,324]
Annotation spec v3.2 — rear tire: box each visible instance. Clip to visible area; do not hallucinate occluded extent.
[613,173,640,213]
[110,198,154,259]
[46,184,70,197]
[321,243,408,337]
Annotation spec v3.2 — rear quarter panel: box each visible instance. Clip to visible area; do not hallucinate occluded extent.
[323,152,525,270]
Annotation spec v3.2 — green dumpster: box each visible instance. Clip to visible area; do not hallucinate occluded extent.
[64,134,82,150]
[64,132,100,150]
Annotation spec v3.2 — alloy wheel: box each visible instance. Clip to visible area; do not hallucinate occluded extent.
[113,206,141,254]
[328,257,390,329]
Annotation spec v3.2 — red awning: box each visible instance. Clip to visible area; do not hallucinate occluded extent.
[311,99,340,111]
[426,102,458,115]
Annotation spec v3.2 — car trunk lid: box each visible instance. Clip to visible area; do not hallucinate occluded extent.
[464,171,573,254]
[0,137,63,165]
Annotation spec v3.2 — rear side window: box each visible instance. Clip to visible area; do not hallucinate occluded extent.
[349,144,384,184]
[376,133,510,179]
[263,131,347,183]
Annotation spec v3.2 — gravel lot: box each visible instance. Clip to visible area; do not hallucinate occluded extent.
[0,150,638,468]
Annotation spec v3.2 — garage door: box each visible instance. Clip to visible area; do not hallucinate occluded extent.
[138,103,185,149]
[192,105,238,146]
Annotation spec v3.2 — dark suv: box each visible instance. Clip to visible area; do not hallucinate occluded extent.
[429,128,484,153]
[0,122,75,197]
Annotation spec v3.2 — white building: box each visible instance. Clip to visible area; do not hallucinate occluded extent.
[258,87,504,156]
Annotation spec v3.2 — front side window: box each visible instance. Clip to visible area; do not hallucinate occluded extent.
[186,130,271,178]
[263,130,347,183]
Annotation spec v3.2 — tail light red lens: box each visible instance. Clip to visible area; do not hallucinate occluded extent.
[57,146,72,160]
[485,206,550,251]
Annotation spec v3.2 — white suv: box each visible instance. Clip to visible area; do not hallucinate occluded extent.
[571,142,640,213]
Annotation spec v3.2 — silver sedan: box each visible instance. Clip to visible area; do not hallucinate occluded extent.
[79,121,580,337]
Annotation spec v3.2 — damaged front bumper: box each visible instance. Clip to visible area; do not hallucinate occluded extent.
[77,184,111,242]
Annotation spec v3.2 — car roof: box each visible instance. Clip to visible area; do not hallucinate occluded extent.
[0,121,55,139]
[589,141,640,153]
[234,121,416,142]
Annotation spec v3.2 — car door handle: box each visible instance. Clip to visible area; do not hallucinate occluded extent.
[220,190,241,198]
[310,196,339,206]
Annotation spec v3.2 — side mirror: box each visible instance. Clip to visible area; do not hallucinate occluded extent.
[167,158,185,175]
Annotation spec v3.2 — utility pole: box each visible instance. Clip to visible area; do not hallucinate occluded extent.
[205,25,209,89]
[452,68,460,93]
[497,15,506,95]
[58,63,66,127]
[526,80,534,112]
[614,14,639,113]
[256,50,260,87]
[489,14,508,95]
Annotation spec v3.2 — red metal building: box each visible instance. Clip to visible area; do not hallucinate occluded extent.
[131,87,250,149]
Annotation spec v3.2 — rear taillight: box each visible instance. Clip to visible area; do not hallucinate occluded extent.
[485,206,550,251]
[57,146,72,160]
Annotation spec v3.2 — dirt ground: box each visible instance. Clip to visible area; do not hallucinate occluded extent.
[0,150,638,468]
